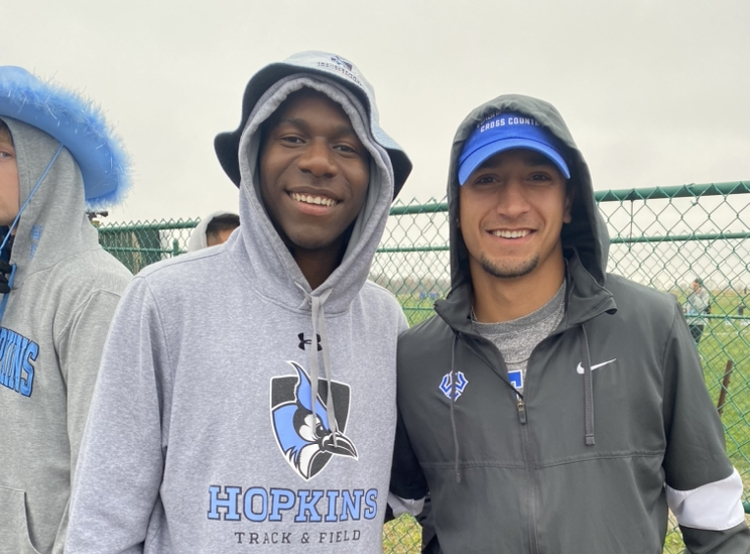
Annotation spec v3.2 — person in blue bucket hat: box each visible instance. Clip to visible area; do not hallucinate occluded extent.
[0,66,132,554]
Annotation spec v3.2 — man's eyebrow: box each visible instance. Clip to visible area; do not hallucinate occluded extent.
[475,151,558,171]
[279,117,357,138]
[523,152,558,167]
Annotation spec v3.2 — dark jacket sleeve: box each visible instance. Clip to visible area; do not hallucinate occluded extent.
[390,408,429,501]
[661,302,750,554]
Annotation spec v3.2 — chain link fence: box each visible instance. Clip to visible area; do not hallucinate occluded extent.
[96,180,750,553]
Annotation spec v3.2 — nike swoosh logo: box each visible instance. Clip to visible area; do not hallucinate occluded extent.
[576,358,617,375]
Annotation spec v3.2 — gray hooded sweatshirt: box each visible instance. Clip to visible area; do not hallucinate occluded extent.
[67,52,412,554]
[390,94,750,554]
[0,118,132,554]
[186,211,238,253]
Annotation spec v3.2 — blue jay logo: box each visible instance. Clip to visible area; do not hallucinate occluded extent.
[270,362,357,480]
[439,371,468,400]
[330,55,353,71]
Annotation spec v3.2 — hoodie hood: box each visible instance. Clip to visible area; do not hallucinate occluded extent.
[218,56,411,441]
[215,51,412,198]
[437,94,615,460]
[218,53,412,311]
[186,210,237,252]
[0,66,131,300]
[0,117,105,290]
[0,66,131,208]
[446,94,609,290]
[230,73,398,309]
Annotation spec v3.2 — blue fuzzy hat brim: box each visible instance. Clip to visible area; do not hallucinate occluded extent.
[0,66,131,208]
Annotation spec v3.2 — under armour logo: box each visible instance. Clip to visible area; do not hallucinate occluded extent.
[439,371,468,400]
[298,333,322,351]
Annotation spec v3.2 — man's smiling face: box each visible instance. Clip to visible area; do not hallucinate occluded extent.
[459,148,571,282]
[258,88,370,260]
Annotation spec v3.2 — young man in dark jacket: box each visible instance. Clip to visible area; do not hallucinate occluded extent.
[389,95,749,553]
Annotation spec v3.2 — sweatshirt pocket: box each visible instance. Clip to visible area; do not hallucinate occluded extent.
[0,485,43,554]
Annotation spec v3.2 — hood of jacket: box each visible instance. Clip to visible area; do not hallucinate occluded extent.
[186,210,237,252]
[215,51,412,198]
[217,55,412,448]
[445,94,609,291]
[0,117,107,290]
[433,94,616,456]
[221,53,412,314]
[0,66,130,294]
[0,66,131,209]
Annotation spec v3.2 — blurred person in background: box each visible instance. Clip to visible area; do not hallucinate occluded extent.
[186,211,240,252]
[684,276,710,343]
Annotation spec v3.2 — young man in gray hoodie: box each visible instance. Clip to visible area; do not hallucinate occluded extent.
[0,67,132,554]
[390,96,749,553]
[67,51,412,553]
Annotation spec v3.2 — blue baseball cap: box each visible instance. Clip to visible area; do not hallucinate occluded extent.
[458,112,570,185]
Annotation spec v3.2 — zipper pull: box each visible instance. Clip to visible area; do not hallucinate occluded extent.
[516,396,527,424]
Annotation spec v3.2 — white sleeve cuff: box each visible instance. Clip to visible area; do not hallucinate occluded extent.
[387,492,425,518]
[666,468,745,530]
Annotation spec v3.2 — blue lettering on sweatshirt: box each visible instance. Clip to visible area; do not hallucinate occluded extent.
[244,487,269,522]
[0,326,38,397]
[340,489,363,521]
[207,486,378,523]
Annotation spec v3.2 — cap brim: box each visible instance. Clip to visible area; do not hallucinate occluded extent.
[458,138,571,185]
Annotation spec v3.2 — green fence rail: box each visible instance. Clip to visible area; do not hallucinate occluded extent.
[96,180,750,554]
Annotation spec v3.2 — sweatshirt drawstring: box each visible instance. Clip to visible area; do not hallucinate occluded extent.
[297,284,337,442]
[579,325,596,446]
[450,333,461,483]
[0,144,63,326]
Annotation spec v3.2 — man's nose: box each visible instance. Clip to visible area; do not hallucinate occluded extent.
[495,180,530,217]
[297,140,338,179]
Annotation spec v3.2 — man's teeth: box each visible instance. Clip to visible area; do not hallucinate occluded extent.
[291,193,337,207]
[491,230,530,238]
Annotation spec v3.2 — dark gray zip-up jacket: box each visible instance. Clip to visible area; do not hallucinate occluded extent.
[390,94,750,554]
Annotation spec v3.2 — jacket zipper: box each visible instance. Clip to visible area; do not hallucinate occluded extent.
[470,333,538,551]
[518,399,540,554]
[516,395,527,423]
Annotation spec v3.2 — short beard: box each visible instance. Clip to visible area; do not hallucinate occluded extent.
[478,254,539,280]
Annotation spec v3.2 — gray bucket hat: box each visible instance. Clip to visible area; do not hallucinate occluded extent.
[214,51,412,199]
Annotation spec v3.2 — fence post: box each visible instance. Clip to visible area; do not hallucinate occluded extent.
[716,359,734,417]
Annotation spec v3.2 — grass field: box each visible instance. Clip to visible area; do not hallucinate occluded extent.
[384,291,750,553]
[383,515,421,553]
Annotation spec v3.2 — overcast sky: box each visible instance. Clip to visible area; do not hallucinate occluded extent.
[6,0,749,223]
